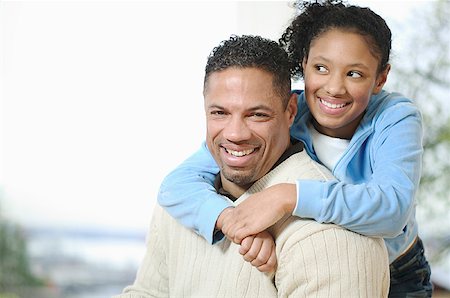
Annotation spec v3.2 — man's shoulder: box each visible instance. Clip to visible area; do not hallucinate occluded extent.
[273,218,389,298]
[275,151,334,182]
[274,217,387,270]
[275,217,384,246]
[150,204,222,259]
[238,151,334,204]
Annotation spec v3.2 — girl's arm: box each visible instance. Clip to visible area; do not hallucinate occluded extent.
[297,100,423,238]
[157,142,232,244]
[222,96,423,242]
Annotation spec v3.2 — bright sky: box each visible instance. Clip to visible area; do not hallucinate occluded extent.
[0,1,427,232]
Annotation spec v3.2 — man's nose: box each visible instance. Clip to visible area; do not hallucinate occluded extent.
[223,116,252,142]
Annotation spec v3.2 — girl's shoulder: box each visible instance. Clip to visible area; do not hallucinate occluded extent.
[357,91,422,140]
[367,90,420,121]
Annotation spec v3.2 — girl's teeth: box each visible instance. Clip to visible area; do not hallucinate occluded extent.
[320,99,347,109]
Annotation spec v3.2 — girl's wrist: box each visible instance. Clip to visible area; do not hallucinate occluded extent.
[275,183,297,214]
[215,207,233,230]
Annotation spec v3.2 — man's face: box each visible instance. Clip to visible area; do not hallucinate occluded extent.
[204,67,296,194]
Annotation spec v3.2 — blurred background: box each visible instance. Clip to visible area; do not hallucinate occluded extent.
[1,1,449,297]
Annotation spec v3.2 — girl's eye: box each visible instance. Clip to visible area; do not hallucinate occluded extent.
[315,65,328,73]
[348,70,362,78]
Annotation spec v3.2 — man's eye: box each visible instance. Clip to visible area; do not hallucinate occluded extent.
[250,113,269,119]
[348,71,362,78]
[211,110,225,115]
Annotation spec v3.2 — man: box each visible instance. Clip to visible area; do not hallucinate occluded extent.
[115,35,389,297]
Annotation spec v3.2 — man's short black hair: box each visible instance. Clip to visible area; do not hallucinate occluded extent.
[204,35,292,107]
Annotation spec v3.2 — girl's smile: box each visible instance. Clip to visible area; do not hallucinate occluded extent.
[302,29,389,139]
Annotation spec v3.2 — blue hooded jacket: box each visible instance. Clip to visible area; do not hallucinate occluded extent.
[158,90,423,263]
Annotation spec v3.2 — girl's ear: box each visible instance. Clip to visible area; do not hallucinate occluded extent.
[301,57,307,71]
[373,64,391,94]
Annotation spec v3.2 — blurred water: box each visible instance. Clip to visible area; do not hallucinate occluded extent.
[22,226,147,298]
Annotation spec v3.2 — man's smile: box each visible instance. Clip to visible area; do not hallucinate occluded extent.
[224,147,256,157]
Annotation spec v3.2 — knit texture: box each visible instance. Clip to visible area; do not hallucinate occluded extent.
[115,151,389,297]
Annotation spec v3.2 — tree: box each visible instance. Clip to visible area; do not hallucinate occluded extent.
[0,201,44,293]
[387,0,450,262]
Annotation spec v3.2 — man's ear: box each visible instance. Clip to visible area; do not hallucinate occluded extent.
[373,64,391,94]
[286,93,298,126]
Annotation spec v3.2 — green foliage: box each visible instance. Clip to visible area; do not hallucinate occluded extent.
[388,0,450,209]
[387,1,450,266]
[0,214,44,293]
[0,294,20,298]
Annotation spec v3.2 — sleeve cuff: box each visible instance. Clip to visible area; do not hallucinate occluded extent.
[293,179,324,221]
[197,194,233,244]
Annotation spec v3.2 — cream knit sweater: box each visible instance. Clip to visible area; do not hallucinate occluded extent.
[115,151,390,298]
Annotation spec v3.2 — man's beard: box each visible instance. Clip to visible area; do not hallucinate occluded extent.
[222,168,255,187]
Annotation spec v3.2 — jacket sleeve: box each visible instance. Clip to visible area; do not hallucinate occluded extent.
[157,142,232,244]
[294,99,423,238]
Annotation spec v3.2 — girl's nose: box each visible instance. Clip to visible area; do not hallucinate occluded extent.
[324,73,346,96]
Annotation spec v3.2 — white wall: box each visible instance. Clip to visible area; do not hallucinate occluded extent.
[0,1,295,231]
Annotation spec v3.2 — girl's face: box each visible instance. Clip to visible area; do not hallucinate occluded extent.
[302,29,389,139]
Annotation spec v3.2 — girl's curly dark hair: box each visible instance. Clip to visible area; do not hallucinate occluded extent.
[279,0,392,79]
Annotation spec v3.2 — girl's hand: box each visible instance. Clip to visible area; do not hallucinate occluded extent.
[239,231,277,273]
[221,183,297,244]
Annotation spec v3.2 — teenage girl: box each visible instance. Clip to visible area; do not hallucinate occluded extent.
[158,1,432,296]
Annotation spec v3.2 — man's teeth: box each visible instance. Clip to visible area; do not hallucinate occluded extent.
[320,99,347,109]
[226,148,255,157]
